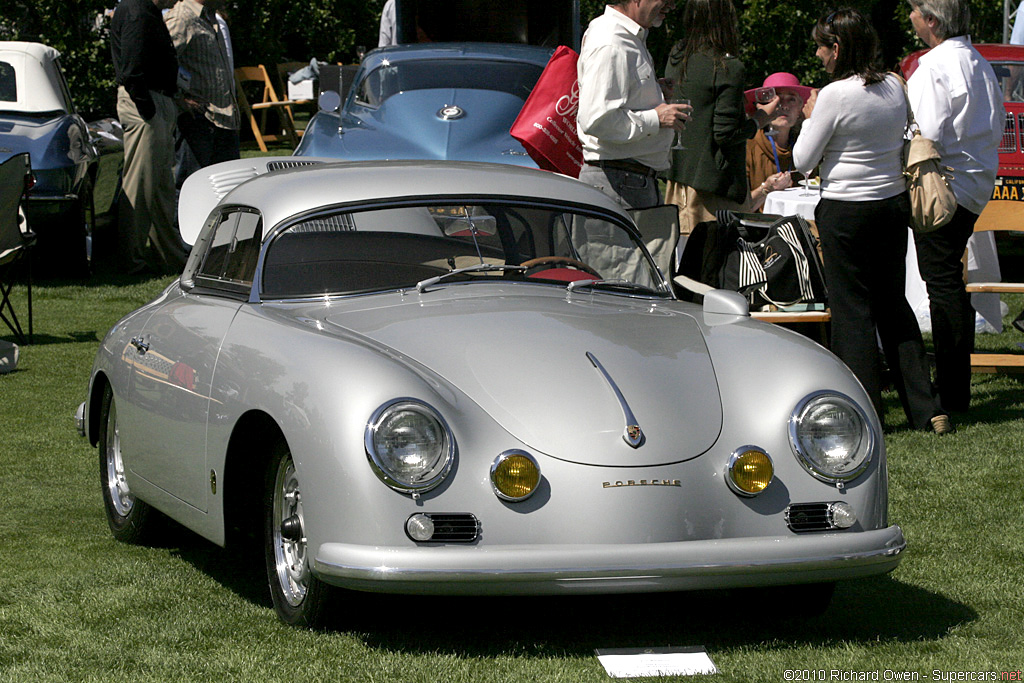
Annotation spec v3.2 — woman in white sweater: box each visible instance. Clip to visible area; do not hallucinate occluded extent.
[793,8,949,434]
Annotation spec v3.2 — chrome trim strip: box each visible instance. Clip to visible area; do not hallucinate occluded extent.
[586,352,643,448]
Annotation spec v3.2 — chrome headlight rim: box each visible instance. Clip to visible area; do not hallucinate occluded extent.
[490,449,541,502]
[365,398,455,494]
[725,445,774,497]
[789,390,875,484]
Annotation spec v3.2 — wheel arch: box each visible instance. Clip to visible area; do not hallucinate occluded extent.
[223,409,287,551]
[87,372,111,447]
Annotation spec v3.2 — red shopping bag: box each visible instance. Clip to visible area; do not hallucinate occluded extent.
[511,45,584,178]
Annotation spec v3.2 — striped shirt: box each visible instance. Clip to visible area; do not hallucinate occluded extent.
[165,0,238,130]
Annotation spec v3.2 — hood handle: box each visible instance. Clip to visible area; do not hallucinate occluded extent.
[586,352,644,449]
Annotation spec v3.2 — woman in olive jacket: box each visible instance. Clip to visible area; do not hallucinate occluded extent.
[664,0,780,236]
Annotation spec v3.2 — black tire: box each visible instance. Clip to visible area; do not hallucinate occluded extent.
[264,438,333,628]
[99,384,158,543]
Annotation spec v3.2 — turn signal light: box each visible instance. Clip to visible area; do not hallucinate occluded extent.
[490,451,540,501]
[727,447,774,496]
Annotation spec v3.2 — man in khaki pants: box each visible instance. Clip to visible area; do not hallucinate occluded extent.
[111,0,189,274]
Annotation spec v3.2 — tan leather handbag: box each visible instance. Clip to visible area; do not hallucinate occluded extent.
[900,77,957,233]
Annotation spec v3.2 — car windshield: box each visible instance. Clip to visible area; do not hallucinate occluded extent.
[989,61,1024,103]
[261,202,668,299]
[356,59,542,107]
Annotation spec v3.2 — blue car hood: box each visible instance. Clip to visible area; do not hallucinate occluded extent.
[300,88,535,166]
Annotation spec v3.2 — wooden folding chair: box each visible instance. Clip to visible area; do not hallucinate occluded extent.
[234,65,299,151]
[965,222,1024,373]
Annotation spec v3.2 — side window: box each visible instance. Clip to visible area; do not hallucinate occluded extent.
[0,61,16,102]
[196,210,262,292]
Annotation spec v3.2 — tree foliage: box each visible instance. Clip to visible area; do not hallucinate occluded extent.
[0,0,1005,122]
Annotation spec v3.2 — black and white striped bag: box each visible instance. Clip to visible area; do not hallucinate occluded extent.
[715,213,826,310]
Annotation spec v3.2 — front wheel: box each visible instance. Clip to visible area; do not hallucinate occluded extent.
[99,384,158,543]
[264,439,333,627]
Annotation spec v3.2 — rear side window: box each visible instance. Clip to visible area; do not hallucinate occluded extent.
[196,209,262,293]
[0,62,15,102]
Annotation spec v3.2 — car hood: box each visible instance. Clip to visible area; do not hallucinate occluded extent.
[319,289,723,466]
[302,89,535,166]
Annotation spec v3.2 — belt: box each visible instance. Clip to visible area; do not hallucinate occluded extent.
[586,159,658,178]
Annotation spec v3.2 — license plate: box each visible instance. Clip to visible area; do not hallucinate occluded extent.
[992,176,1024,201]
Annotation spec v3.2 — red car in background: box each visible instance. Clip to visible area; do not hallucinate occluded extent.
[901,44,1024,232]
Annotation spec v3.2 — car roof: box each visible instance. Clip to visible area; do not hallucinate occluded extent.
[0,41,67,113]
[900,43,1024,79]
[178,158,629,245]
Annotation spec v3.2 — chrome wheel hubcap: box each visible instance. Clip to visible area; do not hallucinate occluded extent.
[104,401,134,517]
[272,456,308,607]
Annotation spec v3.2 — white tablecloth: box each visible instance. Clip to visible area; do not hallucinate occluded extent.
[763,186,820,221]
[763,188,1004,332]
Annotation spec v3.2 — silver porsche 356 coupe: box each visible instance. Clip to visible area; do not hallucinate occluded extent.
[77,159,904,627]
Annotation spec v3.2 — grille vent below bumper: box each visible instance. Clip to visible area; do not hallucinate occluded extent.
[786,503,832,532]
[420,513,480,542]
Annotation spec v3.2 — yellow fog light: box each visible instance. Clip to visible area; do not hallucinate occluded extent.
[490,450,541,502]
[727,447,774,496]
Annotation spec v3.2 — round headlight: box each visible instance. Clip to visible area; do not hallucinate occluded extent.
[789,392,874,483]
[490,450,541,502]
[365,399,454,493]
[726,447,774,496]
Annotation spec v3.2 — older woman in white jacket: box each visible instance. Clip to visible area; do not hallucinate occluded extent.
[907,0,1002,416]
[793,8,948,434]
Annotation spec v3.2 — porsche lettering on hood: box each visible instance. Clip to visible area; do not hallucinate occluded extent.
[322,293,723,467]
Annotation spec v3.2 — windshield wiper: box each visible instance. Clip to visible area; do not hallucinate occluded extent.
[415,263,526,293]
[567,278,648,294]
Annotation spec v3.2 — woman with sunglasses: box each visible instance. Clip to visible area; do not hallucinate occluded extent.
[793,8,950,434]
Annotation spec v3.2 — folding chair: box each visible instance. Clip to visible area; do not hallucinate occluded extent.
[966,221,1024,373]
[0,153,36,344]
[235,65,300,151]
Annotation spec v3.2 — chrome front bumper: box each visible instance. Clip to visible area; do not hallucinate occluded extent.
[314,525,905,595]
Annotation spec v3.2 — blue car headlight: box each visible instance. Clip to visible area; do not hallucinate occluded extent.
[365,398,455,493]
[789,391,874,484]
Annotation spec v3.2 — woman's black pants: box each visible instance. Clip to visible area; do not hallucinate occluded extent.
[815,193,942,430]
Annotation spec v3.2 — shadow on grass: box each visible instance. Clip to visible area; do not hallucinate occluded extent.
[347,577,974,655]
[164,518,974,653]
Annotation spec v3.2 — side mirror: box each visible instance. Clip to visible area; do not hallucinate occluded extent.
[318,90,342,113]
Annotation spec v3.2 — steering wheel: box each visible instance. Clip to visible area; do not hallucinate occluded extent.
[520,256,601,279]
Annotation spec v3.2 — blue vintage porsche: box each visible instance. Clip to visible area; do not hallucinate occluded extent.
[294,43,550,167]
[0,41,98,275]
[294,0,580,166]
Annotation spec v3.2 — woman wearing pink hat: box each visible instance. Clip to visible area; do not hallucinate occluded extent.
[744,73,814,210]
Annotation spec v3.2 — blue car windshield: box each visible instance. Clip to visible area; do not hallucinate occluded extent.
[261,203,668,299]
[356,59,543,107]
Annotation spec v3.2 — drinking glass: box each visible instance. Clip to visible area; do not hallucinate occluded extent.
[671,98,690,150]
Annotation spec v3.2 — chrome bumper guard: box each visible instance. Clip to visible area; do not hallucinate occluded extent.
[314,525,905,595]
[74,401,86,437]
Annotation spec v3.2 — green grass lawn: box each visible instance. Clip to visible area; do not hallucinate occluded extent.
[2,224,1023,680]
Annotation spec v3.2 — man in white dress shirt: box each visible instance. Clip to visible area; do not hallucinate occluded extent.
[576,0,688,209]
[907,0,1002,414]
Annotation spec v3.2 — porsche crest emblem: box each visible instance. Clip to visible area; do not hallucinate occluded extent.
[624,424,643,447]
